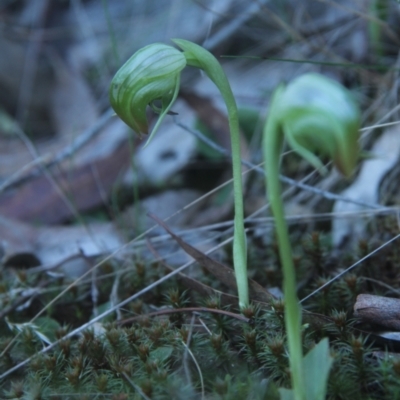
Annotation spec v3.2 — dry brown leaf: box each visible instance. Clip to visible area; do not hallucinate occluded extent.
[148,213,275,304]
[0,141,131,224]
[0,214,123,279]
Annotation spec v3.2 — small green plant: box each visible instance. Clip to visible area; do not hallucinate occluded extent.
[263,73,360,400]
[109,39,248,308]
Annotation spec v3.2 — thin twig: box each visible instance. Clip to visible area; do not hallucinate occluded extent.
[121,372,152,400]
[182,315,195,391]
[0,109,114,193]
[118,307,249,326]
[300,232,400,303]
[181,337,205,399]
[201,0,270,50]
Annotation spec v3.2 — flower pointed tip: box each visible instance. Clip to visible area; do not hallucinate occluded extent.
[171,38,186,46]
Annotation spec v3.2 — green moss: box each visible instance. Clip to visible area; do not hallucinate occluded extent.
[2,216,400,398]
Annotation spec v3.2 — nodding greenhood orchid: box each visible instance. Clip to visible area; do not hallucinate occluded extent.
[263,73,360,400]
[270,73,360,177]
[109,43,186,138]
[109,39,249,309]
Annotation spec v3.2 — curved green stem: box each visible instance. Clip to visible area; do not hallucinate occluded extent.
[263,88,306,400]
[223,95,248,309]
[210,76,247,309]
[173,39,248,308]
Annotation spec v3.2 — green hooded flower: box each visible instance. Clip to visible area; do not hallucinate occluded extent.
[109,43,186,135]
[273,73,360,177]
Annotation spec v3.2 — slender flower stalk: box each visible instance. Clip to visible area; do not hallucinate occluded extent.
[109,40,248,308]
[263,73,360,400]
